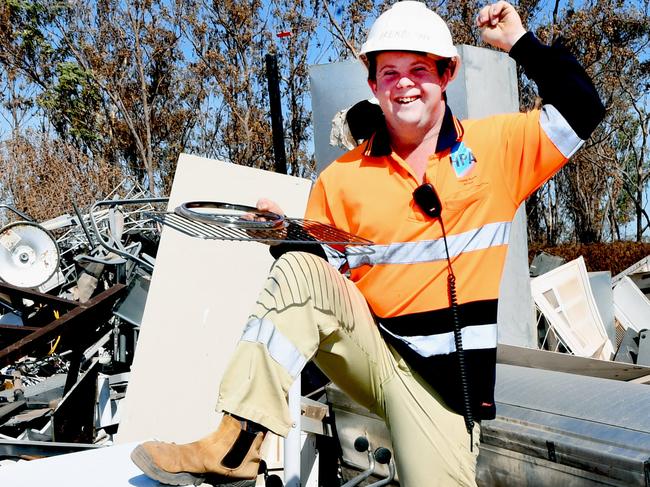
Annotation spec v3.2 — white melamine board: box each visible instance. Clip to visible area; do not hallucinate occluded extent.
[531,257,614,360]
[0,443,163,487]
[0,441,269,486]
[613,275,650,332]
[587,271,617,347]
[116,154,312,444]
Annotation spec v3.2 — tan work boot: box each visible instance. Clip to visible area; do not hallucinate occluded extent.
[130,414,265,486]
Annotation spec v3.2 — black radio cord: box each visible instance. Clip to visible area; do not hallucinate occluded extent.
[439,218,475,451]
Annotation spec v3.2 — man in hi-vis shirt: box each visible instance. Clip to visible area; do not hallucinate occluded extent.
[132,2,604,485]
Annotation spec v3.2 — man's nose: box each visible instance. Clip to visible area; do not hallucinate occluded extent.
[396,76,415,88]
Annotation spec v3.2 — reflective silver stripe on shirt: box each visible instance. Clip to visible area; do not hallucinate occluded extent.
[346,221,511,268]
[323,244,346,270]
[241,317,306,378]
[540,104,584,159]
[379,323,498,357]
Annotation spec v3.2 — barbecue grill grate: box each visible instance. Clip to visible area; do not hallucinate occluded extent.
[147,211,374,247]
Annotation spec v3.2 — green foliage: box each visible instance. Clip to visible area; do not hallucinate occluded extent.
[37,61,101,145]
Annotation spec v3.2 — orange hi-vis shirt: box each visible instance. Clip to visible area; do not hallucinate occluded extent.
[305,105,579,320]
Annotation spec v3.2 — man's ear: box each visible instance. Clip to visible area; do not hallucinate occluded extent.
[368,79,377,94]
[443,57,461,87]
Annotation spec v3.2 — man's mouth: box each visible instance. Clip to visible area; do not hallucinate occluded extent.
[396,96,419,104]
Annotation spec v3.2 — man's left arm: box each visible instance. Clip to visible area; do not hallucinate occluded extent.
[508,35,605,144]
[478,0,605,139]
[478,1,605,201]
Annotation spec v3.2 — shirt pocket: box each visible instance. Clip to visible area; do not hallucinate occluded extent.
[443,182,490,213]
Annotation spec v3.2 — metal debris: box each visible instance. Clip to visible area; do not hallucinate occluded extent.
[0,179,165,460]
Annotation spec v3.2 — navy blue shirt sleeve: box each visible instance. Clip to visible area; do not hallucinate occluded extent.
[509,32,605,140]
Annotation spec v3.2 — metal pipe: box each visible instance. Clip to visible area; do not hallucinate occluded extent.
[265,53,288,175]
[88,197,168,273]
[284,378,301,486]
[71,199,95,247]
[0,204,33,222]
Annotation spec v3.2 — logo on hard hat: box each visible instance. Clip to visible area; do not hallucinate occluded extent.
[377,30,433,42]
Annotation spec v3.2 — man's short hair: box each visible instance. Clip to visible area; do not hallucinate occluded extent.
[366,52,452,82]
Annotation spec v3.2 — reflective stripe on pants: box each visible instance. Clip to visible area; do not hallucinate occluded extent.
[216,251,479,487]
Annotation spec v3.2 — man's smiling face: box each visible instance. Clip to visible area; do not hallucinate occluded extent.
[369,51,450,139]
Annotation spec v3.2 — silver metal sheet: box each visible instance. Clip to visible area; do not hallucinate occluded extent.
[327,363,650,485]
[483,364,650,486]
[477,442,633,486]
[497,344,650,381]
[308,59,371,175]
[325,384,395,481]
[495,364,650,433]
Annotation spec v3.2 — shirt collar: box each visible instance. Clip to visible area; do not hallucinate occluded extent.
[363,103,463,158]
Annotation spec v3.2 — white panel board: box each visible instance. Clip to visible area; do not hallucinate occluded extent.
[0,443,162,487]
[309,59,373,174]
[531,257,614,360]
[446,44,519,120]
[613,276,650,332]
[116,154,311,444]
[497,205,536,347]
[588,271,617,347]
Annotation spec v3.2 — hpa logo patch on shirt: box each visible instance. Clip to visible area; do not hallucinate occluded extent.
[450,141,477,178]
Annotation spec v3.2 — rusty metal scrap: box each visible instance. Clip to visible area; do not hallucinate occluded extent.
[0,283,125,369]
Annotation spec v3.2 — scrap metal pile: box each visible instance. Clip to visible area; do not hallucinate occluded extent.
[0,180,167,463]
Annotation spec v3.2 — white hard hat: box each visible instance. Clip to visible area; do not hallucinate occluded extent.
[359,1,458,63]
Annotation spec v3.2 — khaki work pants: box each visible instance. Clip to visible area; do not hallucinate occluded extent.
[217,252,479,486]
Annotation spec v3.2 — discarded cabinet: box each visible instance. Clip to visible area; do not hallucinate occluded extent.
[531,257,614,360]
[613,276,650,333]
